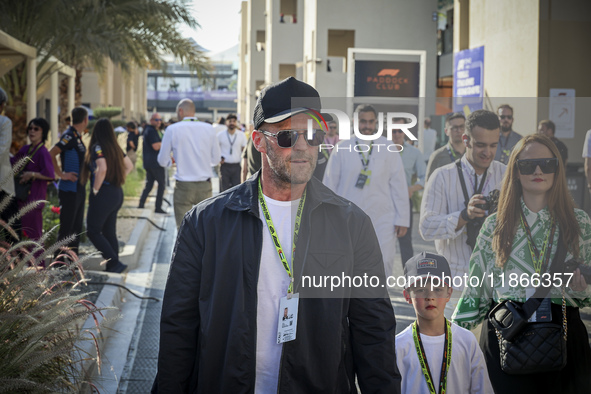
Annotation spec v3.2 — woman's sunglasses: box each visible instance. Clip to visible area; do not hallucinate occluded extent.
[516,158,558,175]
[27,126,41,131]
[259,129,326,148]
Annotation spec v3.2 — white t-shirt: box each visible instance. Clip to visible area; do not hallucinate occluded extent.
[217,129,247,164]
[396,322,493,394]
[255,195,300,393]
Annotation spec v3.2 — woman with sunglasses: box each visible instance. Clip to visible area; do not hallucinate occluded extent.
[10,118,55,254]
[452,134,591,392]
[80,118,133,273]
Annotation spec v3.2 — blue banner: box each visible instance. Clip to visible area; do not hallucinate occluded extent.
[453,46,484,114]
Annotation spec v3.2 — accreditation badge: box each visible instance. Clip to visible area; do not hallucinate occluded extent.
[355,170,372,189]
[277,293,299,344]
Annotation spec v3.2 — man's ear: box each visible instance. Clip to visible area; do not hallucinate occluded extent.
[403,289,413,305]
[252,130,267,154]
[463,134,469,147]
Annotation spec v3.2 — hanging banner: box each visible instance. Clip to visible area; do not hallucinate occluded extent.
[453,46,484,114]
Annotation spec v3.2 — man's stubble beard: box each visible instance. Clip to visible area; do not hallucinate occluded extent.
[265,139,317,186]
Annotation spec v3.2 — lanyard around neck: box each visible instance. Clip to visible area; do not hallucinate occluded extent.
[27,142,43,158]
[412,319,452,394]
[356,140,373,170]
[461,161,488,195]
[258,179,306,294]
[520,209,556,274]
[447,143,460,161]
[226,131,237,154]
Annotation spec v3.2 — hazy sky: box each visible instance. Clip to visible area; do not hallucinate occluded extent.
[181,0,244,53]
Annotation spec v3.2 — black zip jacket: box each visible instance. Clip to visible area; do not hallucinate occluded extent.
[154,173,401,393]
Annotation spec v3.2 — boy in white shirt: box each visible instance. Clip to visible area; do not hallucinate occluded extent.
[396,252,493,394]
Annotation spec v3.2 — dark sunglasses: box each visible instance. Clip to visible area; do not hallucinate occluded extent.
[27,126,41,131]
[260,129,326,148]
[153,118,162,122]
[516,158,558,175]
[500,115,513,120]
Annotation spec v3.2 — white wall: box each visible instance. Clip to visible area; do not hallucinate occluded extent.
[244,0,266,125]
[304,0,438,99]
[265,0,304,84]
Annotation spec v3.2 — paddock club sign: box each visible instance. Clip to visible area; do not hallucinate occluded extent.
[354,60,420,97]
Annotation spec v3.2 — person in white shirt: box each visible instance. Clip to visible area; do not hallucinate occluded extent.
[157,99,221,228]
[421,117,437,164]
[323,104,410,279]
[396,252,493,394]
[419,110,506,317]
[217,113,247,191]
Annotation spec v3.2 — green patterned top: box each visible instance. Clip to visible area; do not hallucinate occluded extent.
[452,199,591,330]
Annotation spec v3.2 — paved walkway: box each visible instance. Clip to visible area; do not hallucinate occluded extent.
[118,211,175,392]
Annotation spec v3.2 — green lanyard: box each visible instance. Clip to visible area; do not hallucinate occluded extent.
[27,142,44,158]
[412,319,452,394]
[520,210,556,274]
[447,143,459,161]
[258,179,306,294]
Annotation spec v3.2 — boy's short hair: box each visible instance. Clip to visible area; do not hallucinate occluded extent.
[404,252,452,289]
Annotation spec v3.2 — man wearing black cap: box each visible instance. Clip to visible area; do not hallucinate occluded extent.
[154,77,401,393]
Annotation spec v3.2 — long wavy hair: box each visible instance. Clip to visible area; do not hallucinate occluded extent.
[80,118,126,187]
[492,134,579,267]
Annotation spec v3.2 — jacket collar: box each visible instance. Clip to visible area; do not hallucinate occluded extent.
[224,171,348,215]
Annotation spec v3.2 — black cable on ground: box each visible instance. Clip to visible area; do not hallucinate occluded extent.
[86,281,161,302]
[118,215,166,231]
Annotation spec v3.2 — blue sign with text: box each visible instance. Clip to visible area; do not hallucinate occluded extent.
[453,46,484,114]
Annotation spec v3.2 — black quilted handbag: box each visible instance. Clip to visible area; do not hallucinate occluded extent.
[491,297,567,375]
[488,237,568,375]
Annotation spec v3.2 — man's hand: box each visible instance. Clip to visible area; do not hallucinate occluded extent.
[408,184,423,199]
[395,226,408,238]
[466,193,488,220]
[455,194,487,231]
[61,172,78,182]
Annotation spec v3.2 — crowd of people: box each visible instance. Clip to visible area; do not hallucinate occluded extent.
[2,76,590,392]
[146,78,589,393]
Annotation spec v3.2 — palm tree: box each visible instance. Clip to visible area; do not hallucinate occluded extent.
[0,0,210,148]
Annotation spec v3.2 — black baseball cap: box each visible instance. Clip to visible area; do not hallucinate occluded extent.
[404,252,452,289]
[253,77,322,130]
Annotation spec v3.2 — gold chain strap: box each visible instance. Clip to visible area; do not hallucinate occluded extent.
[562,287,568,341]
